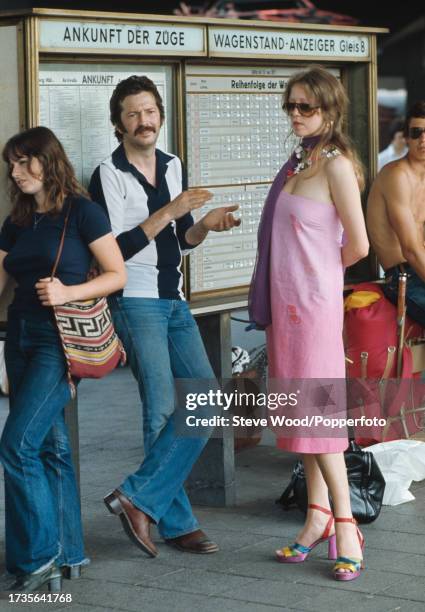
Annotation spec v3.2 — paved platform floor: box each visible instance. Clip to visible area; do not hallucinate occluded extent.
[0,367,424,611]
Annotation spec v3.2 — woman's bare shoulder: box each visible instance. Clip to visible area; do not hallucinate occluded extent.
[324,151,354,176]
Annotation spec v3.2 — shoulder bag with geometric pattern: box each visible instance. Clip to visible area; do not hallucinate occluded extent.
[52,201,126,398]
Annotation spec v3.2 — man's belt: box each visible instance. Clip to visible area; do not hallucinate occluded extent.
[384,262,414,279]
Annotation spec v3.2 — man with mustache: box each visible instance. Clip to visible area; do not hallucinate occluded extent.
[367,101,425,326]
[89,75,240,558]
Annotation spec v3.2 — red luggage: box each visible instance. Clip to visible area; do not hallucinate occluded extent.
[344,282,425,443]
[345,282,422,380]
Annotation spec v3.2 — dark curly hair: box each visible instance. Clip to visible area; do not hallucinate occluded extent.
[109,75,165,142]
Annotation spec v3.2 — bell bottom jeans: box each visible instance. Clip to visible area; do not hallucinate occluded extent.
[110,297,215,539]
[0,312,85,575]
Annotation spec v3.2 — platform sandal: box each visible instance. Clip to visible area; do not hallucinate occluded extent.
[333,516,365,581]
[275,503,336,563]
[61,556,90,580]
[61,565,82,580]
[7,563,62,592]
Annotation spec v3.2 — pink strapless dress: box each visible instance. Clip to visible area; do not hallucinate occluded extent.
[266,190,348,453]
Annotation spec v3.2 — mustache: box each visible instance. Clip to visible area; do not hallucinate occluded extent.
[134,126,156,136]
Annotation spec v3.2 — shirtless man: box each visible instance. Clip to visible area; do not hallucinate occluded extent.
[367,101,425,326]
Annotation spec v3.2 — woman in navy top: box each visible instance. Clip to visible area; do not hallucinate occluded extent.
[0,127,126,592]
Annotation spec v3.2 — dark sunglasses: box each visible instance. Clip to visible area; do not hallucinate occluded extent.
[282,102,321,117]
[408,127,425,139]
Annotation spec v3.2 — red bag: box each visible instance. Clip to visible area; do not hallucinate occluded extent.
[344,282,425,443]
[345,282,422,379]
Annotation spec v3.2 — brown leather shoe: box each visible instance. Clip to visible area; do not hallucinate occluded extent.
[104,490,158,558]
[165,529,219,554]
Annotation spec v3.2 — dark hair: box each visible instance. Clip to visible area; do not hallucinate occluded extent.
[2,126,87,226]
[389,119,405,141]
[110,75,165,142]
[404,101,425,135]
[283,65,365,190]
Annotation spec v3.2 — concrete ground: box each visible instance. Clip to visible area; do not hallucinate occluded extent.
[0,366,425,612]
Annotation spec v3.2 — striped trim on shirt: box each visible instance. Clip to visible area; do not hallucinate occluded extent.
[89,144,194,300]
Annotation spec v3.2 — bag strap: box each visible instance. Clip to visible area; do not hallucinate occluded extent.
[276,470,298,509]
[50,200,72,280]
[348,439,362,452]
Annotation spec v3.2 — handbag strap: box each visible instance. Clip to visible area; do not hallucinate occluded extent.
[276,473,297,508]
[50,200,72,281]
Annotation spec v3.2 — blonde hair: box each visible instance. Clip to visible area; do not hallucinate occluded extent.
[284,65,365,191]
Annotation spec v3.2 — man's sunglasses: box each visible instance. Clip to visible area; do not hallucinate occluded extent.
[282,102,321,117]
[408,127,425,139]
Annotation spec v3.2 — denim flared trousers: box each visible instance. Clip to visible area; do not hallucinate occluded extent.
[110,297,216,539]
[0,312,85,575]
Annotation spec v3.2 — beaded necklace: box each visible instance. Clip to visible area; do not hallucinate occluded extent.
[287,144,341,179]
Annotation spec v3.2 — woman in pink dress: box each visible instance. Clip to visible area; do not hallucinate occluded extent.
[249,66,369,581]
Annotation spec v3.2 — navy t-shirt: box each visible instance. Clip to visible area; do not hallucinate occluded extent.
[0,196,112,320]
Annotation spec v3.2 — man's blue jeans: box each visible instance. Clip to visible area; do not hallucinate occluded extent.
[110,297,214,539]
[0,313,85,575]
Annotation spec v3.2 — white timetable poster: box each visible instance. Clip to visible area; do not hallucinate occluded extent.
[186,64,301,296]
[190,183,270,291]
[39,64,173,185]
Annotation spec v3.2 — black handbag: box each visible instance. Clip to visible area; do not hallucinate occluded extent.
[276,441,386,524]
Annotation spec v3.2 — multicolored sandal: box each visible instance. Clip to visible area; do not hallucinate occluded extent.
[333,517,365,581]
[275,504,336,563]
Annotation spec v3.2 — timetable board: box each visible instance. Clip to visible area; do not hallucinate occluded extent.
[186,64,299,297]
[39,63,173,185]
[189,183,269,291]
